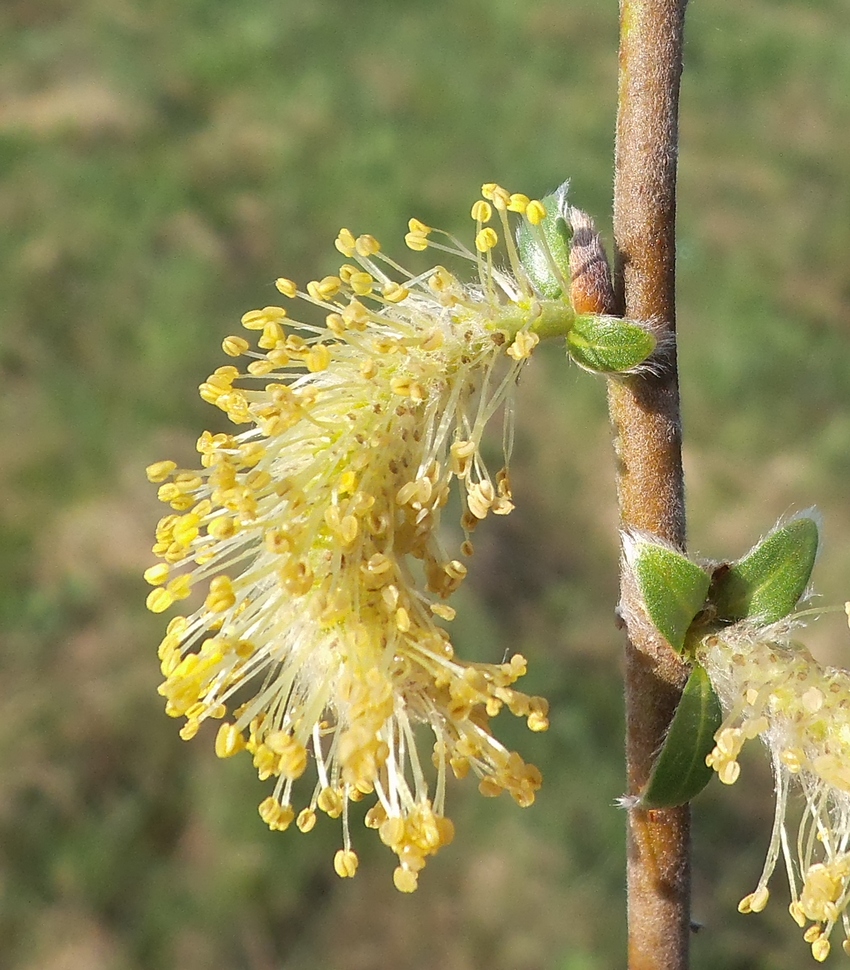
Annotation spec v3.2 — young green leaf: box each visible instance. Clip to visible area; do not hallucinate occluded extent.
[566,314,656,374]
[623,533,711,653]
[711,512,820,624]
[515,183,572,299]
[638,663,722,810]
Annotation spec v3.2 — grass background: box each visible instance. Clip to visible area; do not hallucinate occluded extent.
[1,1,850,967]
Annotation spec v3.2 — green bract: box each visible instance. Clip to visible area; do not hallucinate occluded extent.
[711,513,819,624]
[624,534,711,653]
[515,184,571,299]
[567,314,656,375]
[638,663,722,810]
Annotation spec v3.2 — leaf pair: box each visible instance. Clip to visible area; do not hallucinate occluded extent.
[625,513,819,809]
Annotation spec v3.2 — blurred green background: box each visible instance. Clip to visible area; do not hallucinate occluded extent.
[2,0,849,967]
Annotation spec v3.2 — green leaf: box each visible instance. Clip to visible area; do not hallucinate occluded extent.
[566,314,656,374]
[624,534,711,653]
[711,512,820,623]
[516,183,572,299]
[638,664,722,810]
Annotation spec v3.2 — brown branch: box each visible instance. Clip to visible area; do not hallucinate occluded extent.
[610,2,690,969]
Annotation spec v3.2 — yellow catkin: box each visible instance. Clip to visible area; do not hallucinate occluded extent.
[147,185,558,894]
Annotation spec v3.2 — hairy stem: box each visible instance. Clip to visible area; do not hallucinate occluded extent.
[611,1,690,968]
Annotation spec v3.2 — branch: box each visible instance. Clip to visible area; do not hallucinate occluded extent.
[611,2,690,968]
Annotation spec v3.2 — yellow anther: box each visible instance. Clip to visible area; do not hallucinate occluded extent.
[144,563,171,586]
[718,760,741,785]
[390,377,426,403]
[333,849,359,878]
[335,228,357,257]
[811,937,830,962]
[324,312,344,336]
[490,186,511,210]
[381,281,409,303]
[274,277,298,297]
[478,777,503,797]
[348,271,374,296]
[259,796,295,831]
[395,607,411,633]
[508,193,530,213]
[379,816,405,848]
[264,529,291,554]
[507,330,540,361]
[198,383,223,405]
[307,276,342,302]
[408,217,431,235]
[338,263,356,284]
[296,808,317,833]
[428,267,455,292]
[789,901,807,927]
[481,182,498,200]
[405,231,430,252]
[430,603,456,621]
[306,344,331,372]
[172,513,200,546]
[166,616,188,638]
[179,719,200,740]
[738,887,769,913]
[355,234,381,257]
[222,335,249,357]
[295,808,316,832]
[471,200,492,223]
[526,200,547,225]
[317,786,344,818]
[240,309,267,330]
[206,575,236,613]
[262,305,287,321]
[342,299,370,329]
[393,866,419,893]
[475,228,498,253]
[207,515,237,540]
[258,321,284,350]
[246,359,275,376]
[166,575,192,601]
[146,460,177,483]
[175,473,203,492]
[280,559,314,596]
[215,723,245,758]
[146,587,174,613]
[339,515,359,545]
[212,365,240,384]
[445,560,467,581]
